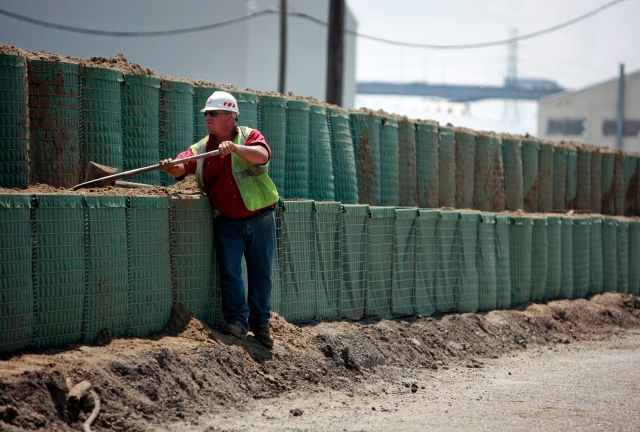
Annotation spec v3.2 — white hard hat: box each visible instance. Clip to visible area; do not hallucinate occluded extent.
[201,90,239,114]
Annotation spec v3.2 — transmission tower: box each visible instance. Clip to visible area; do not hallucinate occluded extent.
[503,28,520,122]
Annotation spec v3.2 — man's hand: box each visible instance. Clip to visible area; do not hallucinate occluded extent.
[160,158,186,178]
[218,140,236,157]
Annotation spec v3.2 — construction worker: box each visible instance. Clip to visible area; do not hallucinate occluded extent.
[161,90,279,349]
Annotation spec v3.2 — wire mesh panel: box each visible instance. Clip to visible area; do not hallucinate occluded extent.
[172,197,216,328]
[501,135,524,211]
[0,54,29,188]
[538,141,554,212]
[84,195,128,344]
[350,112,381,205]
[309,104,335,201]
[545,215,562,301]
[232,90,258,130]
[340,204,369,320]
[588,216,604,296]
[617,220,630,294]
[367,206,394,318]
[495,215,512,308]
[590,149,603,213]
[478,213,497,311]
[553,147,567,211]
[315,201,342,320]
[455,128,476,209]
[572,216,590,299]
[521,137,539,212]
[0,195,32,354]
[436,210,459,313]
[629,221,640,296]
[285,99,310,199]
[160,79,194,186]
[34,194,84,350]
[475,133,506,212]
[565,146,577,210]
[601,150,616,214]
[393,208,418,316]
[415,209,438,316]
[614,152,625,216]
[438,125,456,208]
[623,155,638,215]
[530,216,548,302]
[398,118,417,207]
[458,211,480,313]
[576,146,592,211]
[193,84,217,142]
[258,94,287,195]
[327,107,358,204]
[379,117,399,206]
[80,66,123,174]
[415,121,439,208]
[602,217,618,292]
[560,217,574,299]
[121,74,160,184]
[28,59,80,187]
[271,204,284,315]
[509,215,533,306]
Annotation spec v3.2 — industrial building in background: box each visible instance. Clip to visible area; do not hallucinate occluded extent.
[538,65,640,152]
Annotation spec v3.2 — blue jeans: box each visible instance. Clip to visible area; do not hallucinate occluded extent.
[214,209,275,332]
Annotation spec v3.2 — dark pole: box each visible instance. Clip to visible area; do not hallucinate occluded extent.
[615,63,625,150]
[278,0,287,94]
[326,0,345,105]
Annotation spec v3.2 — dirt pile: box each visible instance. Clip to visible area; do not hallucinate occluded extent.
[0,293,638,431]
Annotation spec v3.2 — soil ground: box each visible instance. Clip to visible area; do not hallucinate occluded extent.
[1,293,639,431]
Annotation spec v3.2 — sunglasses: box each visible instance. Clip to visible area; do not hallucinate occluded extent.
[204,111,229,118]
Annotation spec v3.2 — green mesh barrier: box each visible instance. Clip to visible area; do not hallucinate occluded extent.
[393,208,418,316]
[455,129,476,209]
[590,150,603,213]
[0,54,28,188]
[538,142,554,212]
[340,204,369,319]
[576,147,592,211]
[629,222,640,295]
[280,200,316,322]
[509,215,533,306]
[122,74,160,184]
[28,59,80,187]
[475,133,505,212]
[478,213,497,311]
[80,66,123,174]
[545,216,562,300]
[560,217,574,299]
[436,210,458,313]
[588,216,604,296]
[602,217,618,292]
[530,217,548,302]
[501,136,524,211]
[438,126,456,207]
[258,95,287,195]
[379,117,399,206]
[415,209,438,316]
[285,99,310,199]
[553,147,567,211]
[350,112,381,205]
[614,153,625,216]
[84,196,128,343]
[572,217,590,299]
[495,215,512,308]
[128,197,172,337]
[521,137,539,211]
[623,155,638,215]
[160,80,194,186]
[458,211,480,313]
[173,198,216,328]
[272,204,284,315]
[617,220,629,293]
[415,121,439,208]
[327,107,358,204]
[232,90,258,129]
[601,151,616,214]
[315,202,342,320]
[193,84,217,142]
[398,118,417,207]
[309,104,335,201]
[34,194,84,349]
[565,147,577,209]
[367,206,394,318]
[632,156,640,216]
[0,195,32,354]
[637,156,640,217]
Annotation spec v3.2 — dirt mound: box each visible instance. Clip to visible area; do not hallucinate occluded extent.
[0,293,638,431]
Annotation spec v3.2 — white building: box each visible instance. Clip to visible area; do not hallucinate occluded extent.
[537,69,640,152]
[0,0,357,107]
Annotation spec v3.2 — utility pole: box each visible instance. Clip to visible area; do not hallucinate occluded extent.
[278,0,287,94]
[326,0,345,105]
[616,63,625,150]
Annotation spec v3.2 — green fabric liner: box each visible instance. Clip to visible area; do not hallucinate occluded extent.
[232,90,258,129]
[159,79,194,186]
[629,222,640,296]
[455,129,476,209]
[271,204,284,315]
[285,99,310,199]
[436,210,459,313]
[415,209,439,316]
[602,217,618,292]
[415,122,439,208]
[590,151,603,213]
[601,152,615,214]
[530,217,548,302]
[393,208,418,316]
[327,108,358,204]
[501,137,524,211]
[398,119,417,207]
[576,148,592,211]
[589,216,604,296]
[565,147,578,209]
[458,211,480,312]
[438,126,456,207]
[475,134,506,212]
[495,215,512,308]
[521,138,540,212]
[622,155,638,215]
[617,220,629,293]
[478,213,497,311]
[309,104,335,201]
[192,85,217,142]
[258,95,287,196]
[509,215,533,306]
[614,154,625,216]
[340,204,369,319]
[0,194,32,354]
[379,117,399,206]
[560,217,574,299]
[538,142,554,212]
[350,113,381,205]
[553,147,567,211]
[366,206,395,318]
[572,217,590,299]
[315,202,342,319]
[545,215,562,300]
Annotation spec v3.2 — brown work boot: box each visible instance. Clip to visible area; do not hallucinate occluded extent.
[252,326,274,349]
[225,322,247,340]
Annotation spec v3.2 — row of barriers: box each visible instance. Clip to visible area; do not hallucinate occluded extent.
[2,193,639,355]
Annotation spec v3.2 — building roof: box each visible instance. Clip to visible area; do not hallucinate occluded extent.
[540,68,640,104]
